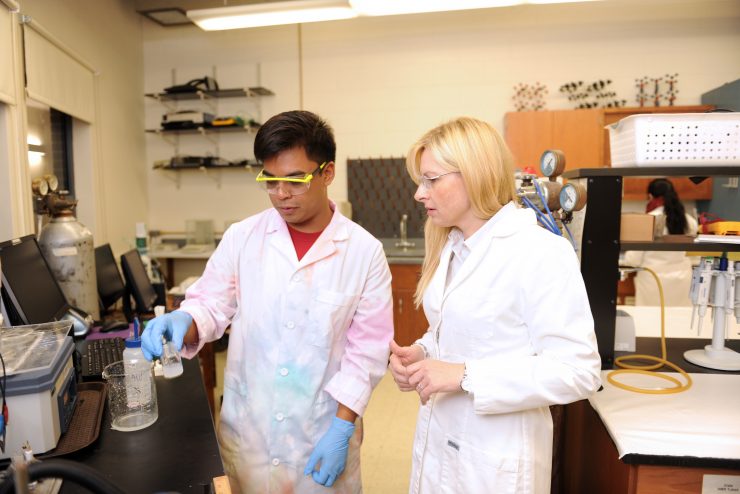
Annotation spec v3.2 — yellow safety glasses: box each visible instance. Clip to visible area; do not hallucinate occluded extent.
[255,162,327,196]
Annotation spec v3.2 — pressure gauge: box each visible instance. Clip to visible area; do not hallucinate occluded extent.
[559,183,587,212]
[31,177,49,196]
[43,174,59,192]
[539,150,566,178]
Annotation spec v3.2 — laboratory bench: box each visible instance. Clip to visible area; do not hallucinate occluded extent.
[59,356,224,493]
[561,337,740,494]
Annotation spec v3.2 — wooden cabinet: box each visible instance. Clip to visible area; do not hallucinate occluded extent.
[504,108,603,171]
[504,106,715,200]
[561,400,740,494]
[390,263,429,346]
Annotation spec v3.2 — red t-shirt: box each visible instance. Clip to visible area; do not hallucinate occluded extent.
[287,225,324,261]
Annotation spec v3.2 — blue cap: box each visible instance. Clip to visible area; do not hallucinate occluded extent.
[125,337,142,349]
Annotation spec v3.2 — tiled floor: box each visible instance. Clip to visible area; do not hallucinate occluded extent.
[213,350,419,493]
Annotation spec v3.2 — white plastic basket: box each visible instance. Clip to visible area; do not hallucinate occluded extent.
[608,112,740,167]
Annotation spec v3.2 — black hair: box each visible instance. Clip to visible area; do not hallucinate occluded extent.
[254,110,336,168]
[648,178,688,234]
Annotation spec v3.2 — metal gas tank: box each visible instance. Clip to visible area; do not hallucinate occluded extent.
[39,214,99,321]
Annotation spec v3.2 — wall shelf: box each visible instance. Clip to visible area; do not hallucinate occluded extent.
[621,240,739,251]
[146,125,258,135]
[153,164,260,189]
[145,87,274,102]
[563,166,740,179]
[145,77,273,159]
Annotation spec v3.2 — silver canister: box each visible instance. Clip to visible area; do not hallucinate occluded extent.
[38,213,99,321]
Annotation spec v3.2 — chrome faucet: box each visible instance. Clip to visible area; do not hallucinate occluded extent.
[395,213,416,248]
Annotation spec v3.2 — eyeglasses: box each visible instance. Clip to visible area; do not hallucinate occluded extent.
[256,162,327,195]
[418,171,459,190]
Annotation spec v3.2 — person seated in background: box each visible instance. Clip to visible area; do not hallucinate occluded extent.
[624,178,699,306]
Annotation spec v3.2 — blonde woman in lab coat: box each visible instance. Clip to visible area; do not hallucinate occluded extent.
[142,111,393,493]
[623,178,699,306]
[389,117,602,494]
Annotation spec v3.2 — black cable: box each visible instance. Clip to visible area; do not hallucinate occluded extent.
[0,352,5,407]
[0,458,128,494]
[0,352,6,439]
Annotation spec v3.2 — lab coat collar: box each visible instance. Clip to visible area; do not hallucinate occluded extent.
[446,201,525,259]
[438,202,535,297]
[265,201,350,268]
[484,201,536,238]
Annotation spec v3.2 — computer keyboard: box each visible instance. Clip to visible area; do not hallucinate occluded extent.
[81,338,125,380]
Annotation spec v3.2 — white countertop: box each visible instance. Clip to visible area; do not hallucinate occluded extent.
[619,305,740,340]
[589,371,740,460]
[150,247,215,259]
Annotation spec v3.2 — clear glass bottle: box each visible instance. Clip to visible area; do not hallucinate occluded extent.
[153,307,183,379]
[161,338,183,379]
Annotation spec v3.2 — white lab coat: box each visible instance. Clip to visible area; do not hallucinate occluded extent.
[410,203,601,494]
[623,207,699,306]
[178,206,393,494]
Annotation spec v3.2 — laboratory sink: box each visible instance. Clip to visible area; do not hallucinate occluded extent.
[379,238,426,261]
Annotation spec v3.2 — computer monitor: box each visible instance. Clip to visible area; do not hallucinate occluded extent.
[95,243,126,316]
[0,235,70,325]
[120,249,158,316]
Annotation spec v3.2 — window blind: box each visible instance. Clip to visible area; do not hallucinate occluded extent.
[23,21,96,123]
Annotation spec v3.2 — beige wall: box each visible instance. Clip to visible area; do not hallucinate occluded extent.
[13,0,145,258]
[143,0,740,231]
[4,1,738,244]
[143,23,295,233]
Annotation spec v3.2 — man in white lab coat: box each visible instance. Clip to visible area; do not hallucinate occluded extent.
[142,111,393,493]
[390,117,602,494]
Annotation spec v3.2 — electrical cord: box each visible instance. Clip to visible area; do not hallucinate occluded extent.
[607,266,692,394]
[0,352,6,454]
[0,458,127,494]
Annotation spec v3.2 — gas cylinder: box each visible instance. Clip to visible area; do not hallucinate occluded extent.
[38,193,99,321]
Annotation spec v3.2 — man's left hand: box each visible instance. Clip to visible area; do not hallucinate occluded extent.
[304,417,355,487]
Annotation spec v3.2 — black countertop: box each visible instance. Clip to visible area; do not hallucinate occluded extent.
[61,356,224,493]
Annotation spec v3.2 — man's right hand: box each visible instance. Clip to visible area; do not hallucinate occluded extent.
[141,310,193,361]
[389,340,425,392]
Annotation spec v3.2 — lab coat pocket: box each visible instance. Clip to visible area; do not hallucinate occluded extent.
[220,372,249,432]
[455,294,524,355]
[441,435,520,494]
[308,289,360,348]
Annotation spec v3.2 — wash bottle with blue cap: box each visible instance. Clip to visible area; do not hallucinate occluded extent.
[123,317,153,407]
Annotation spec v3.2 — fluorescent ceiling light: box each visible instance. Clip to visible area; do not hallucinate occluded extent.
[187,0,357,31]
[350,0,520,16]
[350,0,599,16]
[526,0,600,4]
[187,0,601,30]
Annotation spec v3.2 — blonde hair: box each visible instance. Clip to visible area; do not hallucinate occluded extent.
[406,117,517,306]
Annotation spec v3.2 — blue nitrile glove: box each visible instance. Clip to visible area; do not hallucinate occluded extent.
[140,310,193,361]
[304,416,355,487]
